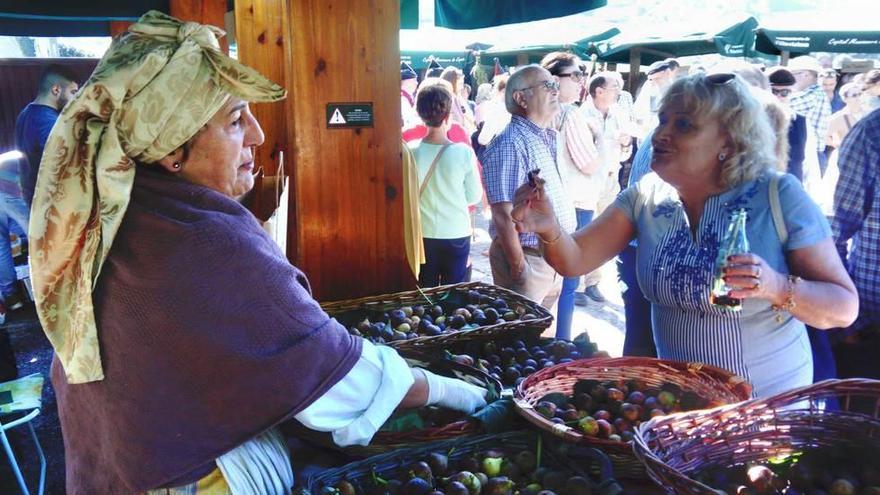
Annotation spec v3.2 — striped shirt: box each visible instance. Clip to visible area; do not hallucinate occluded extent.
[832,107,880,332]
[614,171,830,397]
[789,84,831,153]
[480,114,576,248]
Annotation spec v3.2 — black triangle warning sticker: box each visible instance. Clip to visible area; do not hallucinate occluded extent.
[329,108,347,125]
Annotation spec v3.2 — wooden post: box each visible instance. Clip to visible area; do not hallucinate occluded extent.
[286,0,410,301]
[628,48,641,94]
[781,50,790,66]
[108,21,132,37]
[170,0,229,53]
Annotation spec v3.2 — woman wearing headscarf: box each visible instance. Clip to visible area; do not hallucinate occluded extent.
[31,12,485,494]
[511,73,858,399]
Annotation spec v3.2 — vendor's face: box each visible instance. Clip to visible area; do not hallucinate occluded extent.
[651,100,730,190]
[170,98,265,198]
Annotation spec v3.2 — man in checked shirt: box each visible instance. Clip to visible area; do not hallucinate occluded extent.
[788,56,832,175]
[479,65,577,309]
[832,106,880,379]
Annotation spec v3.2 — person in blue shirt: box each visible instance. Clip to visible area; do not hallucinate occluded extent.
[512,73,858,398]
[15,63,80,208]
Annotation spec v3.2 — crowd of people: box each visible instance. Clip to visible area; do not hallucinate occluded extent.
[401,52,880,395]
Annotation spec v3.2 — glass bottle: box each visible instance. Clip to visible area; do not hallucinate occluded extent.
[710,208,749,311]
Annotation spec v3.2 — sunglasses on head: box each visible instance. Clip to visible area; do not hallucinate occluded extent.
[557,71,585,83]
[706,72,736,85]
[771,88,792,97]
[520,79,560,92]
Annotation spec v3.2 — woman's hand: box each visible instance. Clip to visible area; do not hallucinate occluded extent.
[510,172,560,238]
[723,253,786,304]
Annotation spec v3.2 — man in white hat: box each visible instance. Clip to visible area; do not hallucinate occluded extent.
[788,55,832,174]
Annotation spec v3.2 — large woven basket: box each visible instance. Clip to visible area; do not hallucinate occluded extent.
[320,282,552,352]
[303,430,621,495]
[290,350,503,458]
[632,378,880,494]
[514,357,752,478]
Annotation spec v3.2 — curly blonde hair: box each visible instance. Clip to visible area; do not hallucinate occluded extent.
[659,74,778,188]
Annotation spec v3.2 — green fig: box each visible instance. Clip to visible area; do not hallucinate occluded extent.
[482,456,503,477]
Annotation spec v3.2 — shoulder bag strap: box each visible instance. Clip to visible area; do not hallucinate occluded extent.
[419,143,451,197]
[769,172,789,246]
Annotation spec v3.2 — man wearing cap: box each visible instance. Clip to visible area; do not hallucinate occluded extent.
[788,55,833,174]
[400,62,420,129]
[633,59,677,141]
[767,67,813,184]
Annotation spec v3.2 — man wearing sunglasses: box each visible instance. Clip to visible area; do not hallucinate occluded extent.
[768,66,816,188]
[479,65,576,311]
[540,52,603,337]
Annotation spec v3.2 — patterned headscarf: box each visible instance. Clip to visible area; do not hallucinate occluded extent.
[29,11,286,384]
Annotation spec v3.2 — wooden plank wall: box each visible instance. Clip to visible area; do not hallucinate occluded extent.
[170,0,229,53]
[287,0,411,301]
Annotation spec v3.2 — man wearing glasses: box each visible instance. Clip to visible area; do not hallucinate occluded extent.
[768,67,821,193]
[479,65,577,311]
[540,52,602,336]
[788,56,833,175]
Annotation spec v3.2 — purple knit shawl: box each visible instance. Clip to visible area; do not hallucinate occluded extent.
[52,168,362,493]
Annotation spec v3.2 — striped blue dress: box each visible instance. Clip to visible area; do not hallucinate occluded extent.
[614,171,830,398]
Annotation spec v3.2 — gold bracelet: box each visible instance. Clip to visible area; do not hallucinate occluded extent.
[538,226,563,245]
[771,275,801,321]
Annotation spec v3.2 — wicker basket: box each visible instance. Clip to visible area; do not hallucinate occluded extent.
[291,350,503,458]
[303,430,620,495]
[320,282,552,352]
[632,378,880,494]
[514,357,752,478]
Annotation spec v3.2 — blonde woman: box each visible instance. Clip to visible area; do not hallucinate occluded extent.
[512,74,857,398]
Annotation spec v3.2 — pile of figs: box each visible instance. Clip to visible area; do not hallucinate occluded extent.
[340,290,541,345]
[694,446,880,495]
[535,379,720,443]
[319,445,600,495]
[446,336,605,389]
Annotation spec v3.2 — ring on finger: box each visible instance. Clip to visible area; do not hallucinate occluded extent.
[755,267,763,278]
[752,280,762,290]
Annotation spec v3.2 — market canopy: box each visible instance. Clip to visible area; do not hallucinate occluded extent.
[753,13,880,55]
[0,0,161,36]
[480,27,620,67]
[591,16,759,64]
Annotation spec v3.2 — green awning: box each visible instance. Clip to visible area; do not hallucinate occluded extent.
[480,27,619,67]
[401,50,470,70]
[756,28,880,55]
[434,0,607,30]
[0,0,165,36]
[592,17,758,64]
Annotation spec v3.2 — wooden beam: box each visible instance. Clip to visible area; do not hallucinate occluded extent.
[235,0,289,223]
[108,21,132,37]
[628,48,641,94]
[286,0,410,301]
[170,0,228,53]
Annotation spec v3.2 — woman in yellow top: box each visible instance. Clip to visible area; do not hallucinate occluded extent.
[409,83,483,287]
